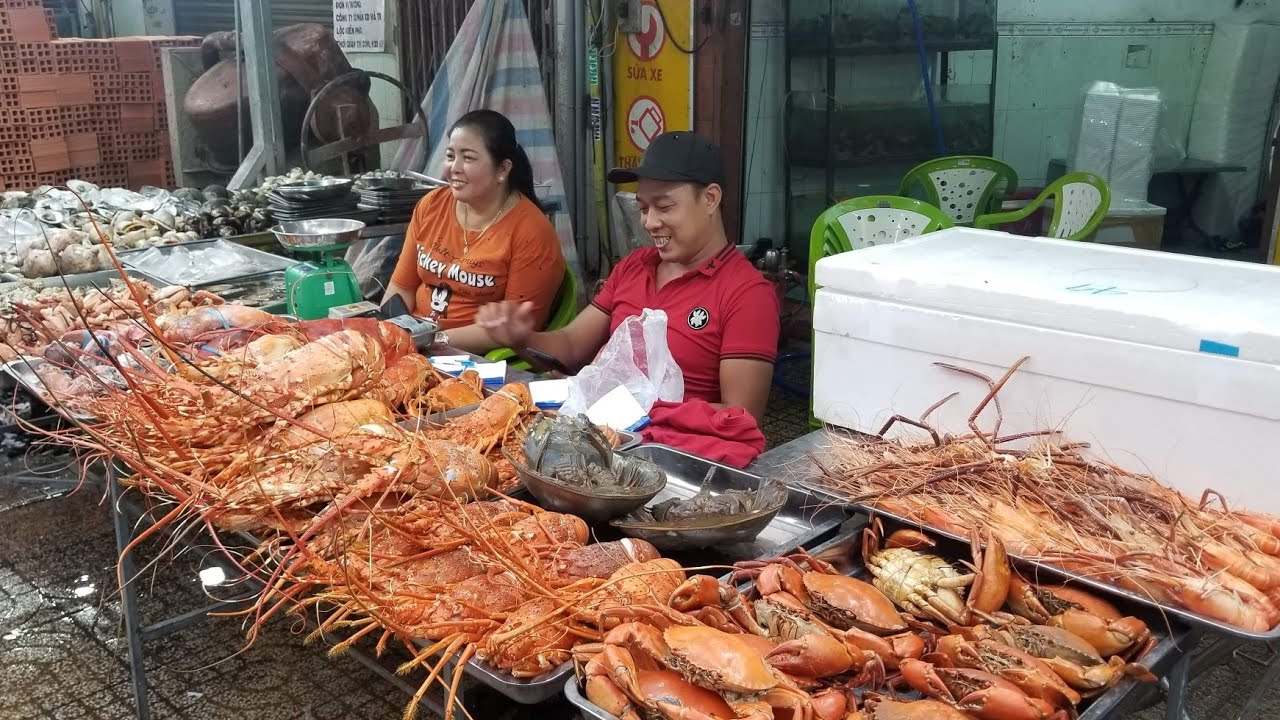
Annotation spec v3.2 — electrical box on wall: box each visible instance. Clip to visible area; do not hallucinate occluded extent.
[618,0,643,33]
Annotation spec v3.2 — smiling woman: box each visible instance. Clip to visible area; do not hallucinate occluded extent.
[382,110,565,354]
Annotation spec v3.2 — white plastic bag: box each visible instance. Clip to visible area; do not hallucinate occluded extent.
[560,309,684,417]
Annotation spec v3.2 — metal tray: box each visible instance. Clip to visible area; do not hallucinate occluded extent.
[0,356,96,422]
[618,444,848,566]
[795,478,1280,642]
[121,239,293,286]
[565,516,1192,720]
[191,271,286,309]
[0,267,168,294]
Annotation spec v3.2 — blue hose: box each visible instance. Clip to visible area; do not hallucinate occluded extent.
[907,0,947,155]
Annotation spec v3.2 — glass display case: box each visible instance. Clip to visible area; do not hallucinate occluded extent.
[784,0,997,259]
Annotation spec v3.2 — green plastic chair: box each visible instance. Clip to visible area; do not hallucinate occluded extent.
[807,196,955,302]
[974,172,1111,241]
[485,266,580,372]
[798,196,955,427]
[898,156,1019,226]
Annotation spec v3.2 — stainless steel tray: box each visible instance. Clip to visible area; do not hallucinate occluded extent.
[565,517,1192,720]
[0,267,168,293]
[121,239,293,286]
[0,356,96,422]
[191,271,286,309]
[620,444,848,565]
[795,478,1280,642]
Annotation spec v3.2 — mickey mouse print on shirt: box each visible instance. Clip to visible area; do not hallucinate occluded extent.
[388,189,566,331]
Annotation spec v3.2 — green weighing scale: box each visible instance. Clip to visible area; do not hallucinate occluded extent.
[269,219,365,320]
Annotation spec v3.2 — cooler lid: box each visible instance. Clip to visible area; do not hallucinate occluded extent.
[813,228,1280,365]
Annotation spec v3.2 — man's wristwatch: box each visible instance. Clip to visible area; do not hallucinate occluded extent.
[435,331,450,347]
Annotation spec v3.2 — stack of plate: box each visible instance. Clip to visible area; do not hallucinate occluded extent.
[268,179,377,224]
[357,179,432,224]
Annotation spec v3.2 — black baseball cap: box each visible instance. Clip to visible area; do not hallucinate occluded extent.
[608,131,724,186]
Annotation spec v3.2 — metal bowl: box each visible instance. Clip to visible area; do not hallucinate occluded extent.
[609,478,789,551]
[360,177,417,191]
[270,219,365,248]
[504,449,666,524]
[275,178,354,200]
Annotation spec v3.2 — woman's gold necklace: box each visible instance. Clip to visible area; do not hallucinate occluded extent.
[461,193,515,254]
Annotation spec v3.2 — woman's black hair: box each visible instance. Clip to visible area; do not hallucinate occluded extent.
[449,109,542,210]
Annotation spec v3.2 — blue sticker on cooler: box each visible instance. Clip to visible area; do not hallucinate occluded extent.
[1198,340,1240,357]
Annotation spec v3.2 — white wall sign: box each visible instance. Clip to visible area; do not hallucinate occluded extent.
[334,0,386,53]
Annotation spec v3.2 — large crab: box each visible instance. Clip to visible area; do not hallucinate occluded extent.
[1006,575,1153,658]
[898,659,1065,720]
[963,624,1155,694]
[860,517,1009,626]
[749,560,925,672]
[579,621,827,720]
[933,635,1081,710]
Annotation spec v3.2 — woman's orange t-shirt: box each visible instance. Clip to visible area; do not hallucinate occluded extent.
[390,189,565,330]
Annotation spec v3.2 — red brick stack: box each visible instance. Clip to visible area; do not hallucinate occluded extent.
[0,3,200,192]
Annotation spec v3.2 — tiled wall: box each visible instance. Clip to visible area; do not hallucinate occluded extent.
[992,22,1213,187]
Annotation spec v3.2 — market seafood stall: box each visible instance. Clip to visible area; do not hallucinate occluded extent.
[3,260,1277,720]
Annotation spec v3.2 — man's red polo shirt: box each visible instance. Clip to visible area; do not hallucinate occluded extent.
[591,244,780,404]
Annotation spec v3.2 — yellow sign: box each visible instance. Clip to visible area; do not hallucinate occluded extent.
[612,0,693,181]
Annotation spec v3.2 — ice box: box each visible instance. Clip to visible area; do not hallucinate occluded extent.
[812,228,1280,513]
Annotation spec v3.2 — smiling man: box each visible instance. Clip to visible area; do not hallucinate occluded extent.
[476,131,780,420]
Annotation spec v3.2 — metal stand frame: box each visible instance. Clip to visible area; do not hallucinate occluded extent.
[228,0,285,190]
[1153,630,1280,720]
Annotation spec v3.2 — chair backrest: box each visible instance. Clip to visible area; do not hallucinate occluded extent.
[545,266,580,331]
[807,195,954,300]
[898,156,1019,225]
[1044,172,1111,240]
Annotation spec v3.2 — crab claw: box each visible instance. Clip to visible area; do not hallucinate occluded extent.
[958,684,1066,720]
[757,563,807,599]
[669,575,724,611]
[965,529,1011,619]
[898,659,957,701]
[1047,610,1152,658]
[765,632,855,678]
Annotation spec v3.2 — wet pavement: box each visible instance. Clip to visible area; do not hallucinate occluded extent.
[2,383,1278,719]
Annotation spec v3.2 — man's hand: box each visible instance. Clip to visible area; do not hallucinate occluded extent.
[475,300,538,349]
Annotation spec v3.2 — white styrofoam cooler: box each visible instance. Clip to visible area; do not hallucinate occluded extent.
[813,228,1280,513]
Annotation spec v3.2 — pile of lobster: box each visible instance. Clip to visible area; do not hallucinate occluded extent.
[574,518,1157,720]
[19,281,648,718]
[810,358,1280,633]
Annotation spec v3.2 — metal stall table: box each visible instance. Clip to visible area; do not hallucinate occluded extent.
[752,429,1280,720]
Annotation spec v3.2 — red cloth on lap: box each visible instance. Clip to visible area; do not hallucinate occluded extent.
[640,400,766,469]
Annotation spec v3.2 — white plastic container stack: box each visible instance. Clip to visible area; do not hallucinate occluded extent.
[1070,82,1161,206]
[1068,82,1122,179]
[1110,89,1160,207]
[1187,22,1280,238]
[812,228,1280,513]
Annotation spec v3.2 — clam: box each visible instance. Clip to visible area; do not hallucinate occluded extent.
[147,209,176,229]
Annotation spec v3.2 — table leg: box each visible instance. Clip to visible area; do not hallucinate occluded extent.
[1175,173,1212,243]
[1165,650,1192,720]
[109,464,151,720]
